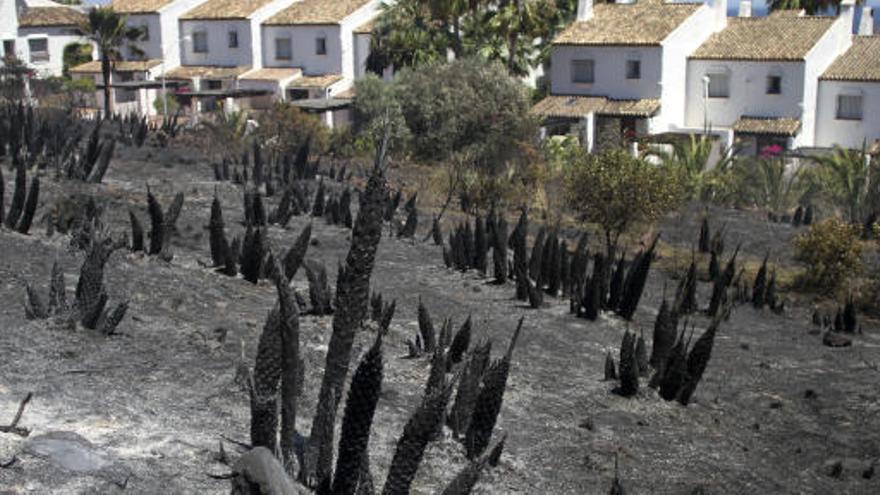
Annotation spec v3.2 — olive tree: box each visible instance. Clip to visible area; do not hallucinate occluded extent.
[564,148,681,258]
[393,57,540,211]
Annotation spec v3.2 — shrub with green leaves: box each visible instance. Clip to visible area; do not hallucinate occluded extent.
[793,218,862,293]
[564,148,680,257]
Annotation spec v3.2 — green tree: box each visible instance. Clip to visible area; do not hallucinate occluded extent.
[352,74,409,153]
[152,91,179,116]
[794,218,862,293]
[470,0,556,77]
[254,102,329,158]
[393,57,539,209]
[62,42,92,77]
[366,0,449,73]
[77,7,143,115]
[367,0,560,77]
[565,148,681,258]
[769,0,840,15]
[643,134,739,202]
[812,144,874,224]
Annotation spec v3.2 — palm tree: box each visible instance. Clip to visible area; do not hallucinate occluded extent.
[753,156,806,217]
[77,7,143,116]
[770,0,841,15]
[366,0,448,73]
[813,144,873,224]
[643,134,736,202]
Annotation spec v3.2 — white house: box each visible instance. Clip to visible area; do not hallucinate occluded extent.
[67,0,212,117]
[815,35,880,149]
[259,0,381,126]
[113,0,209,70]
[69,58,166,116]
[685,7,854,153]
[170,0,295,112]
[535,0,728,151]
[1,0,89,78]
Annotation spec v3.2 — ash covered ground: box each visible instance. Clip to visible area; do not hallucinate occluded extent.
[1,141,879,494]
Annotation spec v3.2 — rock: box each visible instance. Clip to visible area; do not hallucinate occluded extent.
[822,332,852,348]
[24,431,112,473]
[231,447,309,495]
[821,457,875,480]
[822,459,843,478]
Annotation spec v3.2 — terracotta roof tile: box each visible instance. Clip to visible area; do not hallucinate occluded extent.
[532,95,660,118]
[165,65,251,79]
[690,16,835,61]
[69,59,162,73]
[531,95,607,118]
[821,36,880,82]
[287,73,344,89]
[733,116,801,136]
[553,0,700,46]
[181,0,277,20]
[353,18,375,34]
[18,6,85,27]
[111,0,176,14]
[599,98,661,117]
[240,67,302,81]
[266,0,373,25]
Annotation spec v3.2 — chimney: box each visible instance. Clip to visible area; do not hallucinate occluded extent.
[840,0,856,34]
[577,0,593,21]
[859,6,874,35]
[739,0,752,17]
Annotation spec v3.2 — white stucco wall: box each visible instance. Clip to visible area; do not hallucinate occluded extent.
[262,25,343,75]
[124,13,162,60]
[261,0,379,80]
[352,32,370,79]
[180,19,252,67]
[685,59,805,130]
[660,1,727,131]
[17,26,87,77]
[337,1,379,80]
[801,7,853,146]
[815,80,880,148]
[121,0,210,70]
[0,0,19,40]
[550,45,663,99]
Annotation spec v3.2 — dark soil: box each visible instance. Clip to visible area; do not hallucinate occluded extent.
[1,142,879,494]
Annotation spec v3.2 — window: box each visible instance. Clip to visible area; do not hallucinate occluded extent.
[706,73,729,98]
[3,40,15,59]
[571,59,594,84]
[192,32,208,53]
[836,94,863,120]
[28,38,48,63]
[315,37,326,55]
[205,80,222,90]
[766,75,781,95]
[228,30,238,49]
[276,37,292,60]
[141,24,150,41]
[288,88,309,100]
[626,60,640,80]
[115,72,136,103]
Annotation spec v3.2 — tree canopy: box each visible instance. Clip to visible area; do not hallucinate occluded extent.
[367,0,577,77]
[565,148,681,255]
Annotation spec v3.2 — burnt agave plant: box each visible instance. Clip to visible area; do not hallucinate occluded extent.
[464,318,523,459]
[331,334,384,495]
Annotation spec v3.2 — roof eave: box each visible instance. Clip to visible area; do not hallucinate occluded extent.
[688,56,806,62]
[552,42,663,47]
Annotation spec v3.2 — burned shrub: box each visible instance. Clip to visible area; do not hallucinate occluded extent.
[305,261,334,316]
[615,331,639,397]
[417,297,437,353]
[464,318,522,459]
